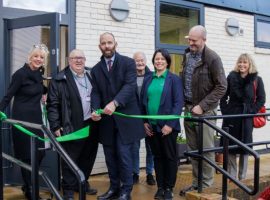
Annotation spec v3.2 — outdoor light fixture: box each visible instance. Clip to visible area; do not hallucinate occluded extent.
[225,18,240,36]
[109,0,129,21]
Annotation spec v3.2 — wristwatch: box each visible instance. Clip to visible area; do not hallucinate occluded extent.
[113,100,119,107]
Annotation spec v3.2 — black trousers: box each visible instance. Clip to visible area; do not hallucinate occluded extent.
[61,119,99,191]
[148,127,178,189]
[21,152,44,190]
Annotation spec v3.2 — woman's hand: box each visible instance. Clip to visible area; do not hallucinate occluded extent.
[161,125,172,136]
[144,123,154,137]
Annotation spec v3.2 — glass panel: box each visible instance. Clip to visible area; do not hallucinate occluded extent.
[10,26,50,78]
[60,26,68,70]
[3,0,66,14]
[170,54,183,75]
[160,4,199,45]
[257,21,270,43]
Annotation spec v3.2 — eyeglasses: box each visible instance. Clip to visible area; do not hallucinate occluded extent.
[32,44,49,53]
[70,57,86,61]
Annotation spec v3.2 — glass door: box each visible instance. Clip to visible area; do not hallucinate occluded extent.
[3,13,64,189]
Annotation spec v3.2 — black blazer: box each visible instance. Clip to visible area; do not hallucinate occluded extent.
[141,71,184,132]
[91,52,145,145]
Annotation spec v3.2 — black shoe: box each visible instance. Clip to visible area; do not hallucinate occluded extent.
[86,185,97,195]
[164,188,173,200]
[97,189,120,200]
[154,188,164,200]
[133,173,139,184]
[75,182,98,195]
[179,185,197,196]
[118,193,131,200]
[146,174,156,185]
[21,186,43,200]
[21,186,31,200]
[63,190,74,200]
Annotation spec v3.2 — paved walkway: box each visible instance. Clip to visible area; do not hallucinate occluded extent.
[3,154,270,199]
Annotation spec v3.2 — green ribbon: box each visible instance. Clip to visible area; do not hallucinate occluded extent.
[0,111,7,121]
[95,109,192,120]
[0,111,89,142]
[0,108,194,143]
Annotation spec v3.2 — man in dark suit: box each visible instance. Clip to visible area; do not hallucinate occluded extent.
[91,32,145,200]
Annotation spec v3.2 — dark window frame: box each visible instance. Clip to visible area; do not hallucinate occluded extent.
[0,0,75,98]
[155,0,205,54]
[255,15,270,49]
[0,0,75,51]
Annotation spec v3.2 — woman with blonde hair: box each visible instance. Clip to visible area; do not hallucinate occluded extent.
[220,53,265,180]
[0,44,49,199]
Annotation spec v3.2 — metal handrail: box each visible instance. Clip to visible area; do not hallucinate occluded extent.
[0,118,86,200]
[2,153,62,200]
[184,111,270,199]
[41,124,86,200]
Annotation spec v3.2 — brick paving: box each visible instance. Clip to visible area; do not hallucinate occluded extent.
[3,154,270,199]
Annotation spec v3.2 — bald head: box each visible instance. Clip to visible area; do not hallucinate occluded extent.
[99,32,116,43]
[99,32,117,58]
[189,25,207,40]
[187,25,207,53]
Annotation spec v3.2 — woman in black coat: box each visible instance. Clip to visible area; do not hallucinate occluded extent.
[220,53,265,180]
[0,44,49,199]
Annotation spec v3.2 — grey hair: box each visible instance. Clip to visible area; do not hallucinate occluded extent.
[133,51,147,62]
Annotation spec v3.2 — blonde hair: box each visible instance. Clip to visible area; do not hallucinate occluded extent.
[233,53,257,74]
[27,44,49,66]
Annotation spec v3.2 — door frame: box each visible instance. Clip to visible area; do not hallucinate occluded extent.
[5,13,60,78]
[3,12,62,189]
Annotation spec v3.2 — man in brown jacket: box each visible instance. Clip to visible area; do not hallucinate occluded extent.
[179,25,227,196]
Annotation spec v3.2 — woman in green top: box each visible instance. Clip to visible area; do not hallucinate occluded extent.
[141,49,184,200]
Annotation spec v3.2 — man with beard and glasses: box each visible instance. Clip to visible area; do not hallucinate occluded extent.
[179,25,227,196]
[91,32,145,200]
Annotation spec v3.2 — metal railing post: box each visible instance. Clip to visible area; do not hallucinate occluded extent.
[198,121,203,193]
[0,120,3,200]
[222,127,229,200]
[31,136,39,200]
[41,125,86,200]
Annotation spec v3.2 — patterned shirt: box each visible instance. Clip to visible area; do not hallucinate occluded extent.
[184,52,202,103]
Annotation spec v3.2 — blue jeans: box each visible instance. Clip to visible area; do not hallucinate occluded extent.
[132,138,154,175]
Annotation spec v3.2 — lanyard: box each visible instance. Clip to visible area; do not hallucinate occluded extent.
[74,74,88,91]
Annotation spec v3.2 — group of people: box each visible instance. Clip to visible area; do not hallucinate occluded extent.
[0,24,266,200]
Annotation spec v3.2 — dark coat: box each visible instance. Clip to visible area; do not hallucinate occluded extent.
[182,46,227,111]
[0,64,45,159]
[140,71,184,132]
[220,71,266,153]
[91,52,145,145]
[47,66,91,135]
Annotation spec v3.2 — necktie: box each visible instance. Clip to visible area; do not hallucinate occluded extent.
[108,60,112,71]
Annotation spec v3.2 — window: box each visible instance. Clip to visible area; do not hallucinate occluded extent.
[255,15,270,48]
[156,0,204,74]
[3,0,66,14]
